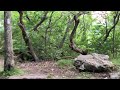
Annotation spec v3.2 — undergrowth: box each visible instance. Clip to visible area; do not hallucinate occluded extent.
[111,58,120,70]
[111,58,120,66]
[56,59,74,69]
[0,68,24,77]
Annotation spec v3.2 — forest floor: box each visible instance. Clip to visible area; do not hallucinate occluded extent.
[0,56,118,79]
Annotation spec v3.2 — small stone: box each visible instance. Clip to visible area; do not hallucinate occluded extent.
[51,69,54,71]
[109,72,120,79]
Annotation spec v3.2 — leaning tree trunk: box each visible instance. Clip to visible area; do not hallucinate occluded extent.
[59,12,83,49]
[4,11,15,71]
[18,11,39,61]
[69,16,88,55]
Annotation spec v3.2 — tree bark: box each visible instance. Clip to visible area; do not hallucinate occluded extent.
[18,11,39,61]
[103,12,120,42]
[4,11,15,71]
[59,12,83,48]
[99,12,120,47]
[69,16,88,55]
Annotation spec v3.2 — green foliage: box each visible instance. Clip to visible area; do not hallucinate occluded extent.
[111,58,120,66]
[0,12,4,54]
[56,59,74,68]
[110,58,120,71]
[0,67,3,72]
[0,68,24,77]
[1,11,120,62]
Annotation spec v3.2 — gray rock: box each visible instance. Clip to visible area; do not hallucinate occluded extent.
[109,72,120,79]
[92,53,109,60]
[74,53,114,72]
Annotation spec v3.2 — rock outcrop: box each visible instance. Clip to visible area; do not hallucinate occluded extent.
[74,53,114,72]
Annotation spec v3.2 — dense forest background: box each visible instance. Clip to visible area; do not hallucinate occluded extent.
[1,11,120,79]
[0,11,120,62]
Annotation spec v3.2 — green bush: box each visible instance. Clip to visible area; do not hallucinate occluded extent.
[56,59,74,68]
[0,68,24,77]
[111,58,120,66]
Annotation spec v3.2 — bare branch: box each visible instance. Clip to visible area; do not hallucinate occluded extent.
[103,12,120,42]
[46,11,54,29]
[25,11,31,22]
[33,11,48,31]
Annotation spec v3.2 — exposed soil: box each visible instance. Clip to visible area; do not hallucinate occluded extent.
[0,57,116,79]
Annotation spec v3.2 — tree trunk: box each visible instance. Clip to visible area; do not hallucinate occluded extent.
[44,12,54,54]
[59,12,83,48]
[69,16,88,55]
[112,15,116,57]
[103,12,119,43]
[18,11,39,61]
[4,11,14,71]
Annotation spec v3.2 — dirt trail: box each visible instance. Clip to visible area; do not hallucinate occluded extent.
[13,61,80,79]
[0,58,112,79]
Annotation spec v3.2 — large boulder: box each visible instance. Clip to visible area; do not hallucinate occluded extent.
[74,53,114,72]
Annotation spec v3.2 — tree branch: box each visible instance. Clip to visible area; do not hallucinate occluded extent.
[33,11,48,31]
[69,16,88,55]
[25,11,31,22]
[18,11,39,61]
[46,11,54,30]
[44,12,54,53]
[103,12,120,42]
[52,12,63,27]
[59,12,84,48]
